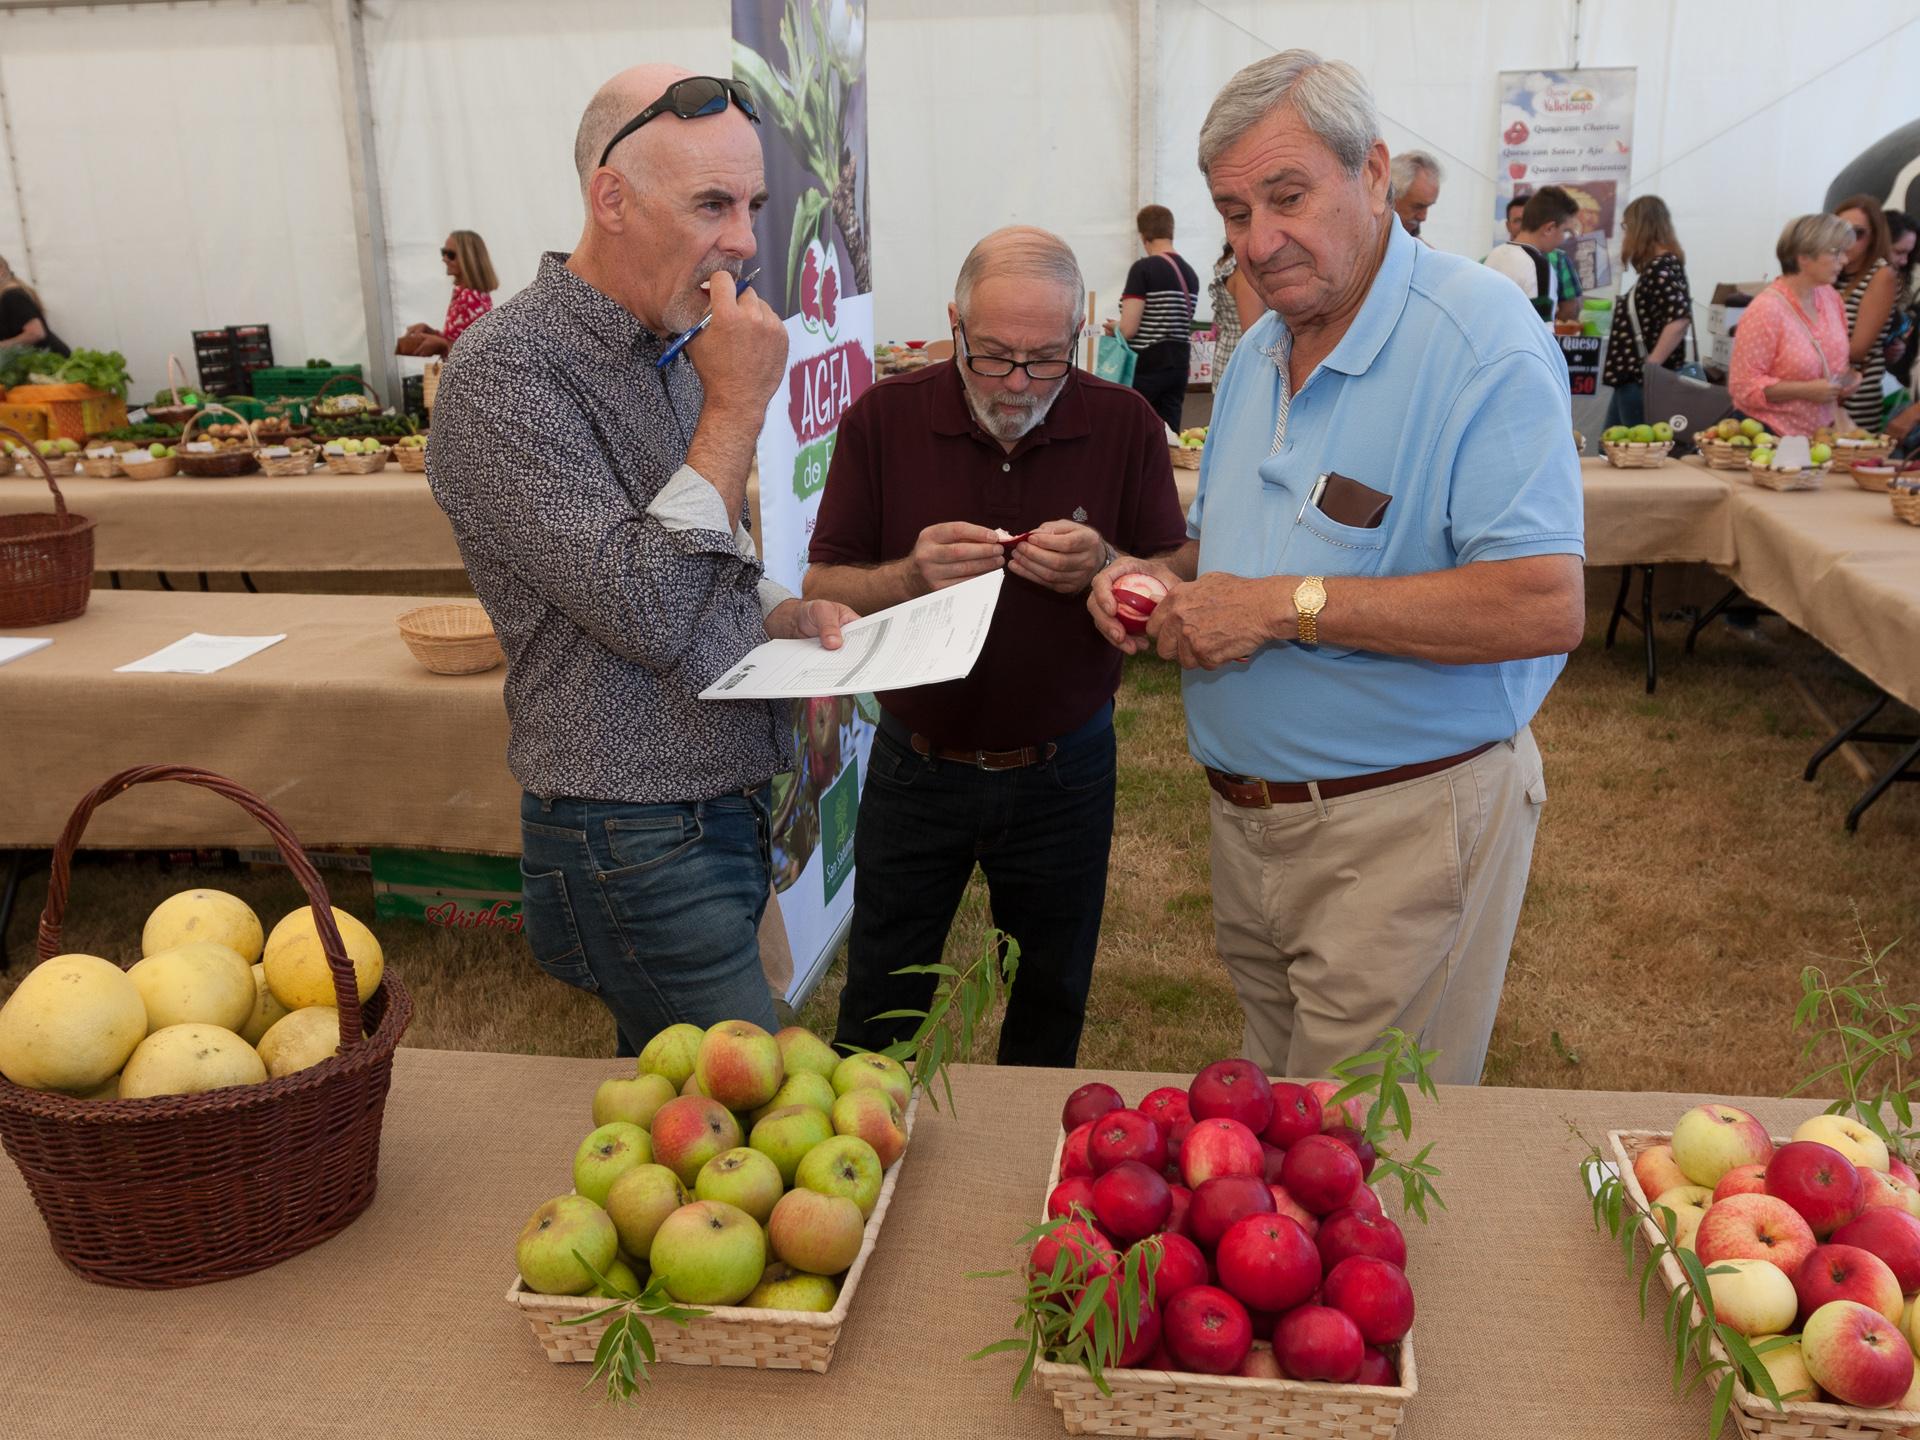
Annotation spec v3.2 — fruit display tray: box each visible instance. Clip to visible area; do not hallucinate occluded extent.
[506,1095,916,1374]
[1602,440,1673,469]
[1608,1130,1920,1440]
[1168,444,1202,471]
[1031,1129,1417,1440]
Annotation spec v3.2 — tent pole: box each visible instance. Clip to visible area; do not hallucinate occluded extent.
[329,0,401,407]
[0,44,35,287]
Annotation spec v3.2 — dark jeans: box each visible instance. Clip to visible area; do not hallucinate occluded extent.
[1132,349,1190,434]
[518,787,779,1056]
[1604,382,1644,430]
[833,708,1117,1068]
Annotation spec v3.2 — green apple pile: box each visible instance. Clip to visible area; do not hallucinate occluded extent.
[514,1019,911,1313]
[1176,426,1208,450]
[138,442,176,460]
[32,438,80,457]
[393,434,427,450]
[1602,422,1674,446]
[332,438,383,456]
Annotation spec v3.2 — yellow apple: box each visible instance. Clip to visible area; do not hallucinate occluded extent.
[1706,1258,1799,1336]
[1794,1115,1890,1173]
[1749,1335,1817,1403]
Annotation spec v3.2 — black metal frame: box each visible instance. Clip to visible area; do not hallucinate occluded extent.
[1604,564,1660,693]
[0,849,48,970]
[1804,689,1920,832]
[1684,583,1774,653]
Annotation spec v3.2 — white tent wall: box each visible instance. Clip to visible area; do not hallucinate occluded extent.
[0,0,363,399]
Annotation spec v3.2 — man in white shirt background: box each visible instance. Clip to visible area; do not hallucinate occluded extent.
[1486,186,1580,323]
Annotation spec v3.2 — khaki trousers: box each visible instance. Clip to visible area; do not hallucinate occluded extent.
[1207,728,1547,1087]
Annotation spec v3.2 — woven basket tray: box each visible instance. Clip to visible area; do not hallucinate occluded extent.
[323,445,389,475]
[506,1095,918,1372]
[1169,444,1202,471]
[0,423,94,627]
[395,603,504,675]
[176,405,259,478]
[78,449,125,479]
[1032,1129,1416,1438]
[145,353,202,427]
[1603,440,1674,468]
[1608,1131,1920,1439]
[1849,466,1897,493]
[0,766,413,1287]
[1698,437,1755,470]
[117,451,179,481]
[36,452,77,477]
[1891,491,1920,527]
[1832,439,1893,473]
[257,444,319,477]
[1749,461,1830,492]
[393,443,427,472]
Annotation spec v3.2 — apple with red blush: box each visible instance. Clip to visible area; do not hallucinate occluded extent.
[1181,1117,1265,1188]
[1061,1121,1095,1179]
[1282,1134,1366,1216]
[1189,1174,1276,1249]
[1766,1141,1864,1238]
[1263,1081,1324,1148]
[1273,1304,1364,1382]
[1162,1285,1253,1374]
[1088,1109,1167,1176]
[1112,574,1170,636]
[1048,1176,1096,1220]
[1318,1208,1408,1272]
[1188,1059,1275,1133]
[1268,1183,1321,1237]
[1061,1081,1125,1133]
[1324,1124,1377,1178]
[1091,1159,1173,1244]
[1324,1255,1415,1344]
[1215,1212,1321,1313]
[1139,1231,1209,1301]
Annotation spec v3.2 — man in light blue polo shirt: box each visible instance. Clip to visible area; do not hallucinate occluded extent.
[1092,50,1585,1087]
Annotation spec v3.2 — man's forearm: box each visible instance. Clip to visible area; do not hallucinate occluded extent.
[685,405,758,529]
[803,558,919,613]
[1150,539,1201,581]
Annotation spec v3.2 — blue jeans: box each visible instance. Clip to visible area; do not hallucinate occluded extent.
[832,707,1116,1067]
[518,788,779,1056]
[1604,382,1645,430]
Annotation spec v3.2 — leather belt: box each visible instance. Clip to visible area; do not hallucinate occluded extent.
[1205,741,1499,809]
[910,734,1057,771]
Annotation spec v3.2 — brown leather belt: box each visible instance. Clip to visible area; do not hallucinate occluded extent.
[1205,741,1498,808]
[909,734,1058,771]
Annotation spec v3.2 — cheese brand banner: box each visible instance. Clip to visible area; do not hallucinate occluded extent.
[1495,68,1637,293]
[733,0,875,1003]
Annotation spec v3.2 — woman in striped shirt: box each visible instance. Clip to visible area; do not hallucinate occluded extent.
[1107,204,1199,433]
[1833,194,1899,431]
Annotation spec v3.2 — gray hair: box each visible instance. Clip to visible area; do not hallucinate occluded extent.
[1388,149,1443,199]
[1198,49,1381,178]
[575,86,638,196]
[1776,213,1854,274]
[954,226,1086,331]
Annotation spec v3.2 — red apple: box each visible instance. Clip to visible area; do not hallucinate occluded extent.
[1832,1208,1920,1292]
[1260,1144,1289,1185]
[1061,1081,1125,1133]
[1318,1209,1408,1273]
[1324,1255,1415,1344]
[1263,1081,1324,1148]
[1267,1184,1321,1237]
[1695,1192,1819,1280]
[1089,1109,1167,1176]
[1180,1118,1266,1188]
[1140,1231,1209,1301]
[1112,574,1170,636]
[1061,1121,1095,1179]
[1273,1304,1364,1382]
[1215,1213,1321,1313]
[1139,1086,1192,1133]
[1086,1282,1160,1368]
[1282,1135,1366,1216]
[1801,1299,1917,1408]
[1165,1115,1196,1164]
[1713,1163,1769,1205]
[1859,1169,1918,1214]
[1766,1141,1863,1238]
[1162,1285,1253,1374]
[1340,1180,1385,1219]
[1048,1176,1096,1220]
[1188,1059,1275,1133]
[1306,1079,1369,1131]
[1793,1244,1905,1326]
[1324,1125,1377,1178]
[1091,1160,1173,1244]
[1889,1156,1918,1189]
[1165,1184,1194,1239]
[1031,1217,1117,1280]
[1189,1174,1277,1249]
[1236,1344,1283,1380]
[1355,1346,1398,1387]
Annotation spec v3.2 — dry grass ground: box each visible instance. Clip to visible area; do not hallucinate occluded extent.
[4,581,1916,1097]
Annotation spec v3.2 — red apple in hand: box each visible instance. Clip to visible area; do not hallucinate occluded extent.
[1324,1255,1415,1344]
[1355,1346,1398,1387]
[1832,1208,1920,1292]
[1140,1086,1191,1132]
[1048,1176,1096,1220]
[1139,1231,1210,1301]
[1089,1109,1167,1176]
[1181,1118,1265,1188]
[1318,1209,1408,1273]
[1766,1141,1863,1237]
[1112,574,1170,636]
[1061,1081,1125,1133]
[1282,1134,1366,1215]
[1216,1213,1321,1313]
[1263,1082,1323,1148]
[1190,1174,1276,1249]
[1092,1160,1173,1244]
[1062,1121,1095,1179]
[1189,1059,1275,1132]
[1793,1244,1904,1326]
[1162,1285,1253,1374]
[1273,1304,1364,1382]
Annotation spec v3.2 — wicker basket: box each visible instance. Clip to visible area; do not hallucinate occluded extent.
[256,441,319,477]
[1892,490,1920,527]
[1749,461,1829,492]
[393,442,427,473]
[1169,444,1202,471]
[37,451,77,477]
[0,423,94,627]
[0,766,413,1288]
[1850,465,1897,493]
[1698,436,1755,470]
[176,405,259,478]
[145,354,203,428]
[78,447,125,479]
[1832,437,1893,473]
[116,449,178,481]
[323,443,390,475]
[1602,440,1674,468]
[507,1096,917,1371]
[1608,1131,1920,1439]
[395,603,504,675]
[310,370,384,419]
[1031,1129,1416,1438]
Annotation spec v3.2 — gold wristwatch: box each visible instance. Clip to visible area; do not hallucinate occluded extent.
[1293,576,1327,647]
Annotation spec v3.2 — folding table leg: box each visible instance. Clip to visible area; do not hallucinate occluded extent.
[1684,584,1744,654]
[1845,737,1920,833]
[240,572,259,594]
[0,849,48,971]
[156,572,175,591]
[1639,566,1656,694]
[1605,567,1631,650]
[1805,693,1888,781]
[197,572,210,592]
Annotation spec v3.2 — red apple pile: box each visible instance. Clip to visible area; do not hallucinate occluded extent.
[1631,1103,1920,1411]
[1041,1060,1413,1385]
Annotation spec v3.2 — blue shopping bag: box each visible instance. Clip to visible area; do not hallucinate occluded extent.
[1093,333,1138,386]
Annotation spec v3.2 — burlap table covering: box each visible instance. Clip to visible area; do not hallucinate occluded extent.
[0,470,465,573]
[1579,456,1734,566]
[0,1051,1789,1438]
[0,589,519,851]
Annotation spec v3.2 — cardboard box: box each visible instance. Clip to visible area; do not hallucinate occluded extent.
[1706,280,1768,370]
[371,848,524,933]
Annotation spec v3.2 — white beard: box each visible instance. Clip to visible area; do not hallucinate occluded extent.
[959,370,1064,442]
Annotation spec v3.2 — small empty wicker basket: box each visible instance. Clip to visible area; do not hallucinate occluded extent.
[396,603,503,675]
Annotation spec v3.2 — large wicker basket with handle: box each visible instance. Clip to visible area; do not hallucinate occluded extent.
[0,766,413,1288]
[0,421,94,627]
[145,354,203,427]
[176,405,259,478]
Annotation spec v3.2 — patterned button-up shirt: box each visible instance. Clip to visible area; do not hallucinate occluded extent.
[427,252,792,805]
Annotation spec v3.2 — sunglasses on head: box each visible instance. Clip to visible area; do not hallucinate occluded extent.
[598,76,760,169]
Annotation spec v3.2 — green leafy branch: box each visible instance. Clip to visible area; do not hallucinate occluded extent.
[557,1253,710,1404]
[969,1215,1161,1398]
[861,929,1019,1115]
[1574,1125,1801,1438]
[1786,915,1915,1160]
[1328,1027,1447,1222]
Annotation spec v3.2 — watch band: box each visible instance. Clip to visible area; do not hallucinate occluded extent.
[1298,601,1319,648]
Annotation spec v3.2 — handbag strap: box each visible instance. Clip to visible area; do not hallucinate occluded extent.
[1623,281,1647,362]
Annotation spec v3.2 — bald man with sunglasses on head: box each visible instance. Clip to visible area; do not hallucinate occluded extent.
[428,66,858,1055]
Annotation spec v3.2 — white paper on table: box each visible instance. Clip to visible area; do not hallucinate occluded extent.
[1773,435,1811,471]
[114,632,287,675]
[0,636,52,667]
[700,569,1005,700]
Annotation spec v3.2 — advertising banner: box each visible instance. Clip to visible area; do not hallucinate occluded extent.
[1495,68,1637,294]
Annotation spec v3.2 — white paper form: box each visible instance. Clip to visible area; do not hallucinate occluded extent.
[700,569,1004,700]
[0,637,52,667]
[114,633,287,675]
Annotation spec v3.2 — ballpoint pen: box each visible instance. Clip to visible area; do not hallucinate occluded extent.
[656,268,762,369]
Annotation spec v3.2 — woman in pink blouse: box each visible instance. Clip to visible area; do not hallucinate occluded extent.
[400,230,498,357]
[1729,213,1860,436]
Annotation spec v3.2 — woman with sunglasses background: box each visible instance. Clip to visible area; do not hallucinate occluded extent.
[400,229,499,357]
[1832,193,1898,431]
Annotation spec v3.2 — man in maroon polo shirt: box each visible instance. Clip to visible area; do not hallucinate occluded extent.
[804,226,1189,1066]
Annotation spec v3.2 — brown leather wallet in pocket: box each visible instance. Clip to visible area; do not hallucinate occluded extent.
[1317,472,1392,529]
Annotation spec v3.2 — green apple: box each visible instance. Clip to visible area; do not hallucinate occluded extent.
[1651,422,1674,442]
[749,1071,837,1125]
[831,1088,909,1169]
[572,1121,652,1207]
[795,1135,885,1219]
[604,1163,688,1259]
[54,438,78,453]
[34,440,53,455]
[1602,425,1629,444]
[648,1200,766,1305]
[1628,424,1655,444]
[1809,443,1832,465]
[593,1072,677,1130]
[594,1256,642,1298]
[831,1052,911,1110]
[638,1022,705,1089]
[695,1146,784,1224]
[1716,419,1742,440]
[767,1186,866,1275]
[1739,418,1763,439]
[148,442,167,457]
[515,1193,618,1296]
[775,1025,842,1082]
[695,1019,783,1112]
[1729,435,1752,449]
[1751,1334,1817,1402]
[1751,450,1774,468]
[743,1271,839,1312]
[749,1103,836,1185]
[648,1095,744,1187]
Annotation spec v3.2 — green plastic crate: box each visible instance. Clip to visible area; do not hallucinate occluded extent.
[251,363,364,399]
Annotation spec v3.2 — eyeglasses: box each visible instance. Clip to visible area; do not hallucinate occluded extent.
[955,320,1076,380]
[598,77,760,169]
[440,247,457,261]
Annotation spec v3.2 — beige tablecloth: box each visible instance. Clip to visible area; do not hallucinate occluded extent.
[0,1052,1803,1439]
[0,590,519,851]
[0,469,465,573]
[1578,455,1734,567]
